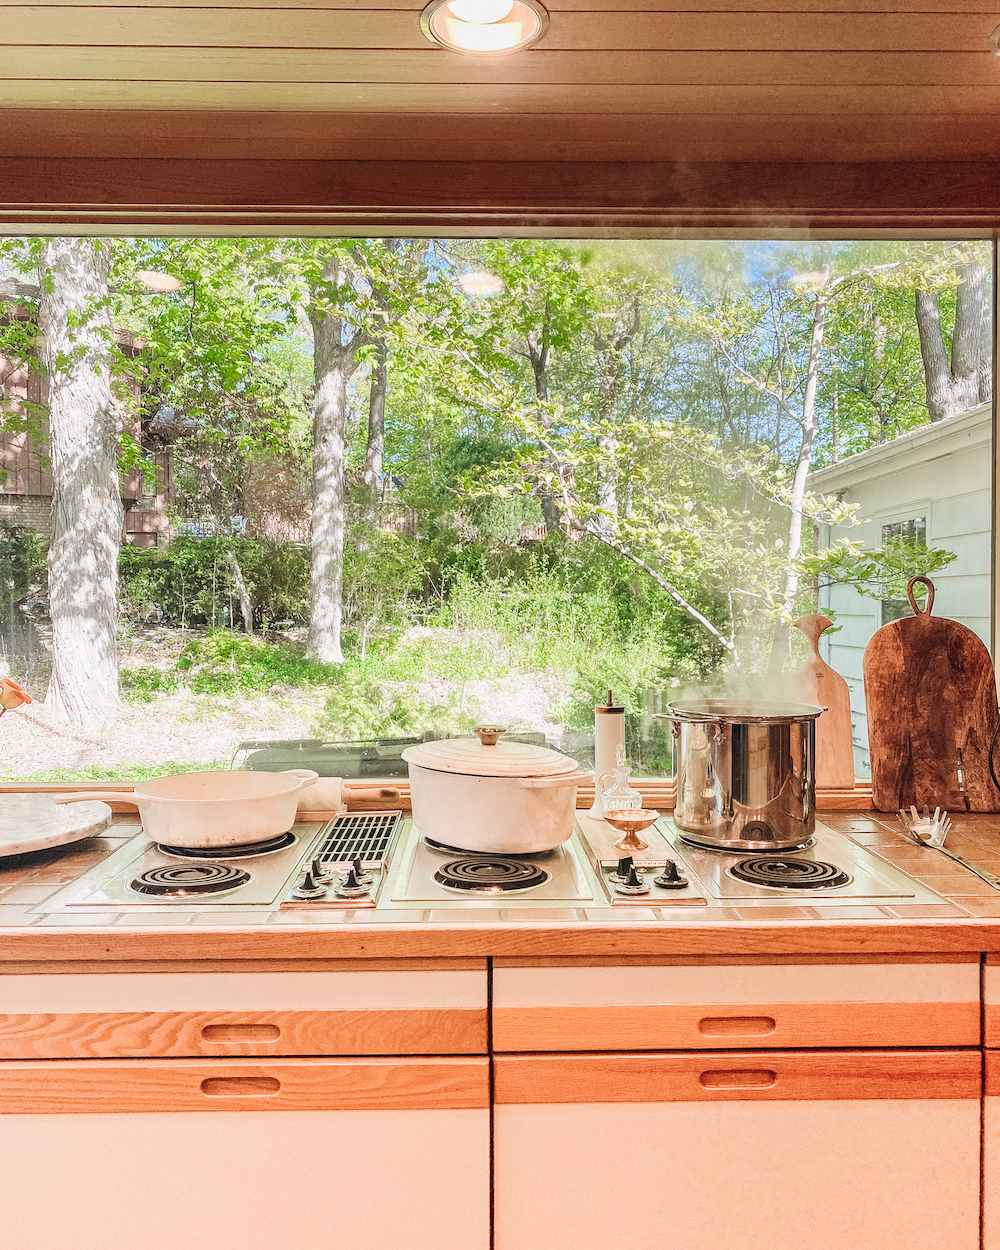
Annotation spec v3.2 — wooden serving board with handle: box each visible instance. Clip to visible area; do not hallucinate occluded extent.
[863,576,1000,812]
[784,614,855,790]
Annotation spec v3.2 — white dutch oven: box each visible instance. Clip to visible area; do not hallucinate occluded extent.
[53,769,319,848]
[402,728,587,854]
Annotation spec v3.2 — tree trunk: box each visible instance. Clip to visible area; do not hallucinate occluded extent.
[767,245,831,678]
[225,547,255,635]
[363,339,387,498]
[526,323,561,532]
[595,433,618,534]
[915,261,991,422]
[306,261,367,665]
[40,238,124,726]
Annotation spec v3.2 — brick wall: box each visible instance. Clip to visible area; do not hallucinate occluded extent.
[0,494,51,537]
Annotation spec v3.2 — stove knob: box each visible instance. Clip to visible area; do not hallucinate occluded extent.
[291,868,328,901]
[334,867,371,899]
[612,855,633,882]
[352,857,374,886]
[311,858,333,883]
[614,865,651,896]
[654,860,689,890]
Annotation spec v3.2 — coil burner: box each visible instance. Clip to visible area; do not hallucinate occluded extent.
[129,863,252,897]
[156,832,296,859]
[729,857,852,891]
[433,856,550,894]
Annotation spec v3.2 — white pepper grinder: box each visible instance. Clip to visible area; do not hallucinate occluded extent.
[588,688,626,818]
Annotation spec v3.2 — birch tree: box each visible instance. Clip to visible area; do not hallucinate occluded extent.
[40,238,124,725]
[307,254,370,663]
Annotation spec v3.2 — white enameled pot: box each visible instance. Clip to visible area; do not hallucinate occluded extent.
[402,728,587,854]
[53,769,319,848]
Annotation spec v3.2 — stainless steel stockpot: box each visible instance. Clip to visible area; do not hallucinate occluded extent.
[657,699,824,852]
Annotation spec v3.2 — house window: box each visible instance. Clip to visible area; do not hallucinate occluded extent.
[880,517,927,625]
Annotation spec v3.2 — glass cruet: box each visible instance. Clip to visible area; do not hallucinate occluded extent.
[598,745,642,813]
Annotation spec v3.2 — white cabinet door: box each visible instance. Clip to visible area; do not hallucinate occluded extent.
[0,1057,490,1250]
[494,1050,980,1250]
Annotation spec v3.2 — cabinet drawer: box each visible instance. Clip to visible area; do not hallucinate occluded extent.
[494,1049,982,1105]
[492,957,980,1050]
[0,969,487,1058]
[0,1055,491,1113]
[495,1051,980,1250]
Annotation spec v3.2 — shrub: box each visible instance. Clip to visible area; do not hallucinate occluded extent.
[119,666,183,703]
[311,672,475,741]
[176,631,335,694]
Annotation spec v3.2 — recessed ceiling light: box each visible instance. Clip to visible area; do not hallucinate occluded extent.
[420,0,548,54]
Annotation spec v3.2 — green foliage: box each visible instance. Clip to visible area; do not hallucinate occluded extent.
[0,524,46,601]
[119,537,309,629]
[119,666,183,703]
[175,632,335,694]
[310,673,476,741]
[804,534,958,600]
[1,759,231,783]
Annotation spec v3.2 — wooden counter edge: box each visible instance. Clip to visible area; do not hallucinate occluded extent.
[1,918,997,962]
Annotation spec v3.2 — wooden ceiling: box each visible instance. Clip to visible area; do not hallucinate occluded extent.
[1,0,999,229]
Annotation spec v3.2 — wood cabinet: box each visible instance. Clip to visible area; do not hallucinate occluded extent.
[494,1050,981,1250]
[0,960,492,1250]
[0,961,488,1058]
[0,1056,491,1250]
[494,956,983,1250]
[492,955,981,1051]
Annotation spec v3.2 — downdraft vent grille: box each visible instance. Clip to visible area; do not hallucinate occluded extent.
[315,811,402,867]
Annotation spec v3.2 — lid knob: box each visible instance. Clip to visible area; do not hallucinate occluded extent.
[474,725,506,747]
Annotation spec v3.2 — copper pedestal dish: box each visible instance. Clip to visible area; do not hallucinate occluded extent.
[604,808,658,851]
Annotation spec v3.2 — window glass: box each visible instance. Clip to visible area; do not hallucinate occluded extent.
[0,237,992,787]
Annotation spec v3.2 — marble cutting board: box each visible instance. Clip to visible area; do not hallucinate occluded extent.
[0,793,113,857]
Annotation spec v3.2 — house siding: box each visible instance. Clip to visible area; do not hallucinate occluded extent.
[809,404,992,778]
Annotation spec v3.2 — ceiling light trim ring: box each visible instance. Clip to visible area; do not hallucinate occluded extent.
[420,0,548,56]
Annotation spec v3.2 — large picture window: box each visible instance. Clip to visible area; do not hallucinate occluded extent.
[0,237,992,787]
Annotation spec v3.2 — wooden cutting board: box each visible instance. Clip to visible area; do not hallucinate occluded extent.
[784,614,855,790]
[863,576,1000,812]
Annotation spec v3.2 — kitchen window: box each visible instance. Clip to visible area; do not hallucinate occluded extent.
[0,236,992,794]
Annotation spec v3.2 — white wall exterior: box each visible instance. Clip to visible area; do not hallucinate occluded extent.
[808,404,992,778]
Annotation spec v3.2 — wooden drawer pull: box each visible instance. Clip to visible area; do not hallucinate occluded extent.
[697,1016,777,1037]
[201,1024,282,1043]
[699,1069,777,1090]
[200,1076,281,1097]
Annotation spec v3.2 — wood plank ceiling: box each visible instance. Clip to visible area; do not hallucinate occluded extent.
[0,0,999,228]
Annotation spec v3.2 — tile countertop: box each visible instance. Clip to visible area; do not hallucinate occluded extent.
[3,812,1000,960]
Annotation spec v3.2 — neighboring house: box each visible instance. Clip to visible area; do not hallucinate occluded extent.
[0,314,174,547]
[807,402,992,778]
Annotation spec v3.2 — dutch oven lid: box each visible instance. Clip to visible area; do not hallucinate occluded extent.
[662,699,825,724]
[402,727,580,778]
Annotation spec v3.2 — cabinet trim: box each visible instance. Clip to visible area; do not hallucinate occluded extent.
[0,958,488,974]
[493,1001,980,1051]
[0,1056,491,1113]
[0,1007,487,1059]
[492,953,980,968]
[494,1051,982,1104]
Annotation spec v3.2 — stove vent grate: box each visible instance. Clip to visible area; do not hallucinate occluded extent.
[315,811,402,867]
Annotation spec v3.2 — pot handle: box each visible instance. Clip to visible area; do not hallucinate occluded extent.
[52,791,145,807]
[514,771,590,790]
[281,769,320,789]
